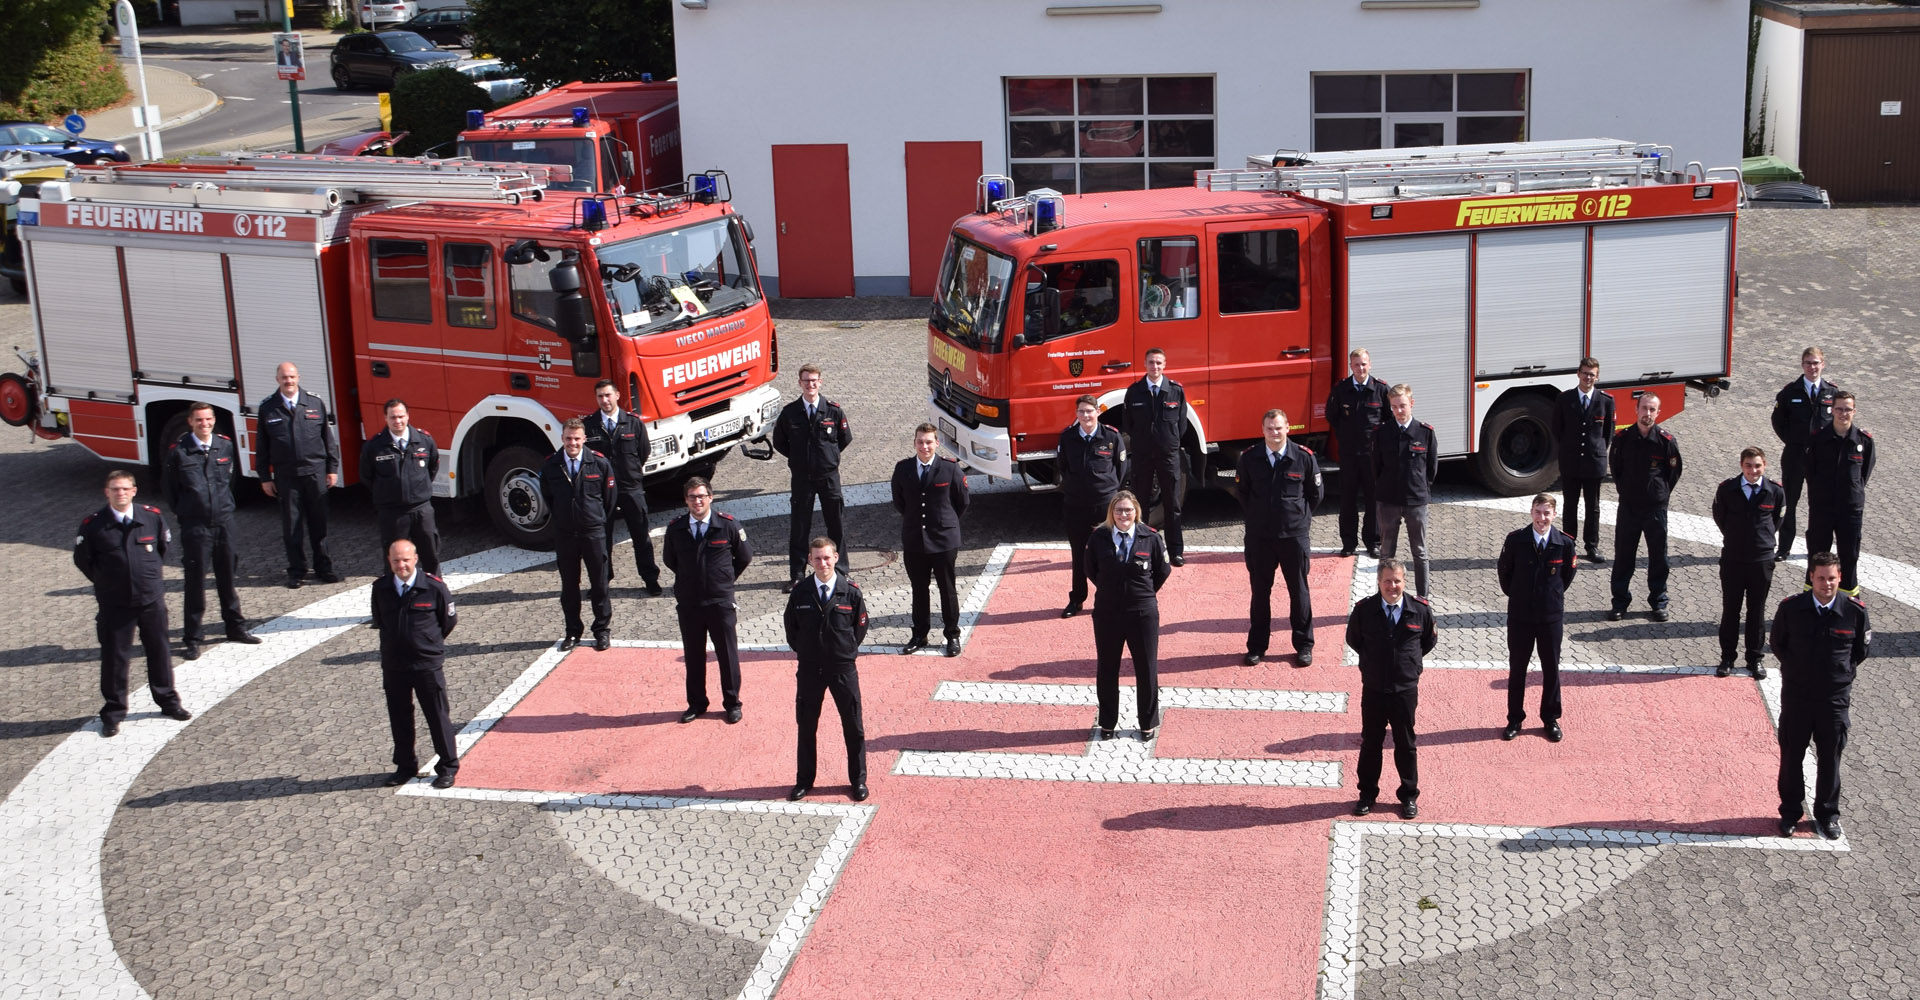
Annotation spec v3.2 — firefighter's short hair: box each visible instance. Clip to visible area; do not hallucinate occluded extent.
[383,398,407,414]
[593,378,617,393]
[683,476,712,498]
[1832,389,1856,406]
[914,422,939,439]
[187,400,216,417]
[1740,446,1766,464]
[1376,558,1405,578]
[1388,383,1414,400]
[798,363,823,379]
[1262,408,1289,427]
[105,469,136,487]
[1531,492,1558,512]
[1808,551,1841,572]
[562,416,586,433]
[1349,347,1369,362]
[1802,346,1825,362]
[1578,356,1600,372]
[1075,394,1099,411]
[809,536,837,554]
[1144,347,1167,362]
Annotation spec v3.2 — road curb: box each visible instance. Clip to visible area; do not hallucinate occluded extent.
[98,63,221,143]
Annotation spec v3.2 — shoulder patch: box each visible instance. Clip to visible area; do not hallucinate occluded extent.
[1141,524,1160,534]
[1240,444,1262,457]
[1861,430,1872,438]
[1298,444,1314,455]
[1849,595,1866,608]
[80,514,96,526]
[846,579,861,589]
[219,434,231,440]
[719,511,737,520]
[427,572,443,582]
[1408,594,1431,605]
[1420,421,1433,430]
[142,504,160,513]
[1659,428,1674,439]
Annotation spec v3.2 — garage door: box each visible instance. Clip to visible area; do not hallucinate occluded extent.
[1346,234,1469,456]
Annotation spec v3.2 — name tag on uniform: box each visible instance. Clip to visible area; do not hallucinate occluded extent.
[1286,471,1303,481]
[376,453,395,462]
[1548,558,1563,565]
[1760,504,1775,510]
[1410,445,1427,453]
[1831,628,1854,638]
[709,538,729,547]
[934,481,949,487]
[1404,621,1422,631]
[413,600,434,609]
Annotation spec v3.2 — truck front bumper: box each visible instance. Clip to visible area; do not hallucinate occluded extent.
[929,396,1014,479]
[642,382,782,477]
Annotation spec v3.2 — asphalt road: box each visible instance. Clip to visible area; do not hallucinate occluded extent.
[142,31,384,153]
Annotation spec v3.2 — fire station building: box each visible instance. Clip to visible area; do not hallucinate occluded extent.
[671,0,1748,299]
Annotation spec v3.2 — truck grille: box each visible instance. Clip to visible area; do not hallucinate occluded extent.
[674,370,748,408]
[927,364,1008,428]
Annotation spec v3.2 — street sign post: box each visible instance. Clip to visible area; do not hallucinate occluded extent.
[112,0,162,160]
[63,114,86,136]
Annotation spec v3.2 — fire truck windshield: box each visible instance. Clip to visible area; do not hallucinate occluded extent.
[459,138,595,191]
[594,216,760,338]
[930,236,1013,351]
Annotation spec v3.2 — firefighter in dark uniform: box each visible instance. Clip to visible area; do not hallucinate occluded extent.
[1712,447,1786,677]
[358,399,442,574]
[1120,347,1188,565]
[1346,559,1435,818]
[1235,408,1324,667]
[1325,347,1390,557]
[161,401,261,660]
[542,418,619,651]
[1608,392,1681,621]
[1057,394,1126,618]
[1804,390,1873,596]
[772,363,853,583]
[890,423,970,656]
[663,476,753,724]
[783,537,870,803]
[1770,347,1840,562]
[1371,384,1439,598]
[1083,490,1171,741]
[254,362,340,588]
[370,539,460,789]
[583,378,662,596]
[1551,356,1615,564]
[1769,552,1868,840]
[1497,493,1578,742]
[76,470,192,737]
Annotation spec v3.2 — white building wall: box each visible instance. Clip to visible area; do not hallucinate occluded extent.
[178,0,272,26]
[1750,15,1805,165]
[673,0,1748,296]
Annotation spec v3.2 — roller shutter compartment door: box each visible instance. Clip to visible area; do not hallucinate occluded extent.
[1474,226,1585,378]
[229,254,332,408]
[1588,217,1731,382]
[28,241,134,399]
[122,247,234,386]
[1346,234,1470,456]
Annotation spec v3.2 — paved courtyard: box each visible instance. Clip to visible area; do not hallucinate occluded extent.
[1,206,1917,999]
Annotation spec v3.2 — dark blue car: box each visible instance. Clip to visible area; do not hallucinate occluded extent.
[0,122,130,165]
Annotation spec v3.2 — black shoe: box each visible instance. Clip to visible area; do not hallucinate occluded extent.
[1338,546,1356,557]
[286,575,305,589]
[559,636,579,652]
[1400,801,1419,820]
[1650,608,1670,623]
[161,704,192,722]
[383,767,414,787]
[1242,652,1262,667]
[1097,728,1115,741]
[1716,661,1732,678]
[1607,609,1625,621]
[1353,800,1373,816]
[1501,724,1520,741]
[679,708,702,724]
[1778,817,1798,838]
[182,640,202,661]
[593,633,611,652]
[100,719,119,738]
[431,772,456,790]
[1774,552,1788,564]
[645,582,664,597]
[1365,545,1379,559]
[1816,817,1843,841]
[787,785,810,802]
[225,629,262,645]
[1750,663,1768,680]
[1169,554,1185,567]
[1585,550,1607,565]
[1061,602,1082,619]
[1139,727,1157,742]
[315,572,343,584]
[725,707,743,724]
[945,639,961,658]
[1545,722,1563,742]
[851,784,870,802]
[1296,649,1314,667]
[902,637,928,655]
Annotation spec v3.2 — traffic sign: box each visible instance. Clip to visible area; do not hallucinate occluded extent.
[63,114,85,136]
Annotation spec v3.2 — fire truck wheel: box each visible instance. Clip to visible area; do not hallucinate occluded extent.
[1474,394,1558,496]
[0,372,35,427]
[484,445,557,551]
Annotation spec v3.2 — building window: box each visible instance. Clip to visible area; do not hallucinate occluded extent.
[1311,71,1528,152]
[1006,75,1215,195]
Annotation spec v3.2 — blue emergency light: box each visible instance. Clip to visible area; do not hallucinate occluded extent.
[465,109,485,129]
[986,178,1008,204]
[1034,197,1058,233]
[572,107,590,127]
[642,73,653,83]
[692,173,717,203]
[683,270,702,286]
[580,198,608,232]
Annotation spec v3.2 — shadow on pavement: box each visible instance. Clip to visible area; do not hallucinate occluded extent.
[1103,799,1355,831]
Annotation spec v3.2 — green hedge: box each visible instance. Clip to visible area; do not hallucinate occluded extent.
[390,69,494,158]
[0,35,127,122]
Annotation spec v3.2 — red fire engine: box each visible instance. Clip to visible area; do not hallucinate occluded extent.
[4,153,779,548]
[457,79,683,196]
[927,138,1739,498]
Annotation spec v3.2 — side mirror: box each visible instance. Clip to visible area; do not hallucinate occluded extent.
[549,255,590,346]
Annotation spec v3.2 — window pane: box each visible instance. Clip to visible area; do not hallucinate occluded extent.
[1458,72,1526,112]
[511,255,595,336]
[1393,121,1446,148]
[1215,230,1300,315]
[1077,77,1143,116]
[1148,76,1213,115]
[1149,119,1213,158]
[1011,162,1076,195]
[1080,162,1144,194]
[1007,78,1074,117]
[1314,117,1381,152]
[444,243,494,329]
[369,239,432,323]
[1149,161,1212,189]
[1078,120,1144,158]
[1010,120,1075,158]
[1457,115,1527,145]
[1035,258,1122,340]
[1385,73,1451,113]
[1139,237,1200,321]
[1313,74,1380,114]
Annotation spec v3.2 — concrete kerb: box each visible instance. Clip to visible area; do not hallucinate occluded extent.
[96,63,220,143]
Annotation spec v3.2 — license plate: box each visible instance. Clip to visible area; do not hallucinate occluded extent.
[938,418,957,443]
[702,417,743,443]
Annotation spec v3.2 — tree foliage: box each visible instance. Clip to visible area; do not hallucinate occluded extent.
[390,68,495,157]
[467,0,675,91]
[0,0,129,121]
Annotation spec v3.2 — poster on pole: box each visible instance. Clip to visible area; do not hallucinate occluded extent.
[274,32,306,81]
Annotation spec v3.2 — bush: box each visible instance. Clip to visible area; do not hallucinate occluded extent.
[389,68,493,158]
[0,35,127,122]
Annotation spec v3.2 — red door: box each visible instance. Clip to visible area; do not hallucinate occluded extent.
[905,141,982,296]
[771,144,854,298]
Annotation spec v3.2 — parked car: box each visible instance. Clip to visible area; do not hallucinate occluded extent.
[330,31,460,90]
[313,130,410,156]
[359,0,417,27]
[452,58,542,104]
[0,122,130,166]
[1744,181,1832,209]
[395,6,474,48]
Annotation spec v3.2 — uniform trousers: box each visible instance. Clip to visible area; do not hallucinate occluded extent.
[1062,501,1106,605]
[377,502,441,574]
[1610,505,1670,611]
[904,548,960,641]
[1357,687,1419,804]
[1561,475,1603,552]
[1376,501,1432,597]
[1245,534,1314,655]
[1719,560,1776,665]
[98,601,181,724]
[1506,618,1563,725]
[794,659,866,788]
[678,603,741,712]
[382,659,457,775]
[788,476,847,580]
[605,489,661,585]
[180,517,244,639]
[1778,700,1848,823]
[1807,505,1864,592]
[1777,449,1808,560]
[1134,450,1184,556]
[276,474,333,577]
[556,532,612,638]
[1092,605,1160,732]
[1337,461,1379,551]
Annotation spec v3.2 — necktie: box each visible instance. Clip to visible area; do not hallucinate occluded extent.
[1747,484,1757,501]
[1116,532,1128,557]
[807,404,816,421]
[1151,383,1159,399]
[1387,604,1398,626]
[1538,537,1546,553]
[693,521,704,542]
[569,459,578,479]
[1581,393,1590,411]
[605,416,615,436]
[819,583,830,606]
[920,463,930,486]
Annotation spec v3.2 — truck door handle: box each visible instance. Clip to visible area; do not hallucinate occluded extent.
[370,362,390,378]
[510,373,531,390]
[1281,347,1311,356]
[1101,361,1133,371]
[779,222,787,235]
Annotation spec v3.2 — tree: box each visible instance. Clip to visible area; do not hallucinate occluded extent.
[0,0,128,121]
[467,0,675,91]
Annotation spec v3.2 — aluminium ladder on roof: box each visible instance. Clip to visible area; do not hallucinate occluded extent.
[1200,137,1697,202]
[74,153,558,204]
